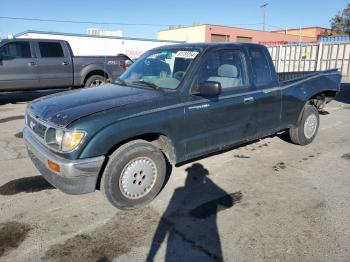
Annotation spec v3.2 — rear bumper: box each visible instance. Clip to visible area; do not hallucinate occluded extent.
[23,127,105,195]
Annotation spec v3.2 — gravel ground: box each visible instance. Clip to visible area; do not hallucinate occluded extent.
[0,85,349,262]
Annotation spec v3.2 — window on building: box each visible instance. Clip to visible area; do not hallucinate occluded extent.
[236,36,253,43]
[248,48,272,86]
[0,42,31,58]
[211,34,229,42]
[39,42,64,58]
[198,49,247,90]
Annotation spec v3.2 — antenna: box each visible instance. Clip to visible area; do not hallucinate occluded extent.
[260,3,268,31]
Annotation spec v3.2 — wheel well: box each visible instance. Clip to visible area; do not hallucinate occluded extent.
[84,70,110,85]
[96,133,175,190]
[296,90,338,125]
[308,90,338,110]
[106,133,176,165]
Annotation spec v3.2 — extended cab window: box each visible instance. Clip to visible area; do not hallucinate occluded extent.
[39,42,64,58]
[249,48,272,86]
[198,49,247,90]
[0,42,31,58]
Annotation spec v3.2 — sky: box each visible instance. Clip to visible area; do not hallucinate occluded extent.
[0,0,348,40]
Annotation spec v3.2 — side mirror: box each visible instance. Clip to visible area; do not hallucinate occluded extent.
[196,81,222,96]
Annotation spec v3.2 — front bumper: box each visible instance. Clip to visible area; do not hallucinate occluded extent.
[23,127,105,195]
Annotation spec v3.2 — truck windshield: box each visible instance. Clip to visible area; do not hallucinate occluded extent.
[120,49,200,90]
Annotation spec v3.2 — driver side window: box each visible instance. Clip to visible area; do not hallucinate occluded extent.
[198,49,247,91]
[0,42,31,59]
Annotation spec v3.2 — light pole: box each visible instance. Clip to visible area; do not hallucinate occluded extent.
[260,3,268,31]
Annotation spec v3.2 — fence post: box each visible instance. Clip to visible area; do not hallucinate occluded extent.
[277,45,282,72]
[315,42,323,71]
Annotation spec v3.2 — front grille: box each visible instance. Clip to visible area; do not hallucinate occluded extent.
[27,115,47,139]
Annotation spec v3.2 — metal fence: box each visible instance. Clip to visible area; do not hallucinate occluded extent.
[319,36,350,43]
[267,42,350,83]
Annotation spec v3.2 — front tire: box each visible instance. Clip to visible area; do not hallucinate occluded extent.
[101,140,166,210]
[289,105,320,145]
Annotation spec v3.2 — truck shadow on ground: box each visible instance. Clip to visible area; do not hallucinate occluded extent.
[42,164,241,262]
[0,89,71,105]
[335,83,350,104]
[0,176,54,195]
[146,163,242,262]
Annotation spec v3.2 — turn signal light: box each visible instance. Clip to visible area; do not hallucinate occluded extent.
[48,160,60,172]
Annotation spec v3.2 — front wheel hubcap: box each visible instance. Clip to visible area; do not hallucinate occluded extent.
[119,157,157,199]
[304,114,318,139]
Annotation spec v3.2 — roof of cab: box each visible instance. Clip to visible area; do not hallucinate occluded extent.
[1,38,69,43]
[153,42,264,50]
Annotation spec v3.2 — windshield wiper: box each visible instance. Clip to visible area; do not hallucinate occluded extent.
[132,80,160,90]
[115,78,128,86]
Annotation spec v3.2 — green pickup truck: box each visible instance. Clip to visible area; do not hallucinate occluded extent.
[24,42,341,209]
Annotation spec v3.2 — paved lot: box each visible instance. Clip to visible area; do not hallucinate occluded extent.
[0,86,350,262]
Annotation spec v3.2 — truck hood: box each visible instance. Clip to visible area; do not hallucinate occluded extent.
[28,84,166,127]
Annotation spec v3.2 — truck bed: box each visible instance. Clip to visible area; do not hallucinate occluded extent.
[278,69,340,85]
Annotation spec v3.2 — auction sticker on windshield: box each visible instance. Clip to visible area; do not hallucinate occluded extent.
[175,51,199,59]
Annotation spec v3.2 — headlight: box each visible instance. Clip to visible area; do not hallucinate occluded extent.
[45,128,86,152]
[61,131,85,152]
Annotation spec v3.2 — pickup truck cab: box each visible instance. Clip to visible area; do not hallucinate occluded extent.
[23,42,341,209]
[0,38,131,91]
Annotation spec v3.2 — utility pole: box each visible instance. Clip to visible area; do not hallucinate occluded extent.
[260,3,268,31]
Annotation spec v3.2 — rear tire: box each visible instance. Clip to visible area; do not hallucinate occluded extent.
[100,140,166,210]
[289,105,319,145]
[85,75,106,87]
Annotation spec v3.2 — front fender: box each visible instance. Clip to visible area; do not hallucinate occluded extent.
[77,107,185,162]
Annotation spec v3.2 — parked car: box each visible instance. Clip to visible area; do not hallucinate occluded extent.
[23,42,341,209]
[0,38,132,90]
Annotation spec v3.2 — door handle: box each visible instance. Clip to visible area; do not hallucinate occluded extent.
[28,61,37,67]
[62,61,69,66]
[244,97,254,104]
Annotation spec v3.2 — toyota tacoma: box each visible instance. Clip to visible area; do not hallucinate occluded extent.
[23,43,341,209]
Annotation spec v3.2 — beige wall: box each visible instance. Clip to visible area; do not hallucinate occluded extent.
[158,25,316,45]
[158,25,206,43]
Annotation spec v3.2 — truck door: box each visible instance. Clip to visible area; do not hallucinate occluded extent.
[0,41,40,90]
[247,47,281,137]
[35,41,73,88]
[184,48,257,158]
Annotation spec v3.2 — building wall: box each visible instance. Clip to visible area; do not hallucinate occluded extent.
[158,25,316,45]
[158,25,207,43]
[272,27,330,38]
[205,25,316,44]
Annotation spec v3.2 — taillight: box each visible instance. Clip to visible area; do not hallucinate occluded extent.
[119,60,126,71]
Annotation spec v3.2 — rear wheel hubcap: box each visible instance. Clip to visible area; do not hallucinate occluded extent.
[304,113,318,139]
[119,157,157,199]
